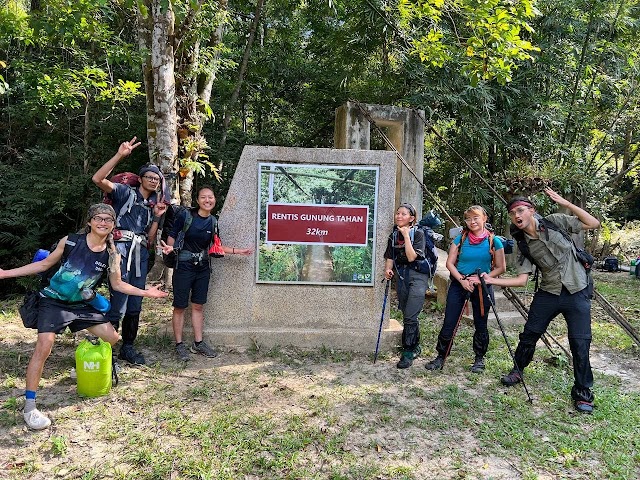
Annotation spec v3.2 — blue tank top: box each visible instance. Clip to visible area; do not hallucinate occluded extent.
[453,234,504,276]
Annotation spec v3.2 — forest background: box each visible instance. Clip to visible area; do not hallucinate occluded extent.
[1,0,640,295]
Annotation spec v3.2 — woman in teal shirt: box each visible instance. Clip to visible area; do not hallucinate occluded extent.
[425,205,506,372]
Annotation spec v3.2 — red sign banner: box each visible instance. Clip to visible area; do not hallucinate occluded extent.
[266,203,369,246]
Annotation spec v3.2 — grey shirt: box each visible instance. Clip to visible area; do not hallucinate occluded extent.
[516,213,589,295]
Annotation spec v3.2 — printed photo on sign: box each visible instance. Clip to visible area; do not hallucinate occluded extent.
[257,163,379,285]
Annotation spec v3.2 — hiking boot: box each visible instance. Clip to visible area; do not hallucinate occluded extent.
[190,341,217,358]
[176,343,191,362]
[470,356,485,373]
[23,408,51,430]
[501,369,522,386]
[118,344,146,365]
[425,355,444,371]
[574,400,594,414]
[396,351,414,369]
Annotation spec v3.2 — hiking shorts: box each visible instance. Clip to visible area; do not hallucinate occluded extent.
[172,262,211,308]
[38,296,109,334]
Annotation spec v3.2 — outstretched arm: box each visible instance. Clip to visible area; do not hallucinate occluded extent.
[107,238,167,298]
[0,238,66,280]
[222,245,253,256]
[92,137,142,194]
[481,272,529,288]
[545,188,600,230]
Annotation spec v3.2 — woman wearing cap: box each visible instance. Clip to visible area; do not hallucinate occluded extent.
[0,204,168,430]
[160,186,252,362]
[384,203,430,368]
[425,205,506,373]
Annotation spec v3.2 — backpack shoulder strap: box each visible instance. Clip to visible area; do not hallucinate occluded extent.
[455,229,468,265]
[182,209,194,233]
[63,233,82,261]
[488,232,495,268]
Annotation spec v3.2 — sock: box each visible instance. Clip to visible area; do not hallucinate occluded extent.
[194,340,202,346]
[25,390,37,413]
[176,342,183,347]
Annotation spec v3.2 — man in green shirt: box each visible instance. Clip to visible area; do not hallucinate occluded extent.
[480,188,600,413]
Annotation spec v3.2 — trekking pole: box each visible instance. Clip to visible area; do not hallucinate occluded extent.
[442,289,471,367]
[477,269,533,403]
[374,278,391,364]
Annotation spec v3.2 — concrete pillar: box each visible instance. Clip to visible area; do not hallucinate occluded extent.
[334,101,425,217]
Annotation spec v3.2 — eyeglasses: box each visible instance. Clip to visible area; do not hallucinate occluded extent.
[142,175,160,183]
[508,207,532,217]
[92,215,115,224]
[464,216,483,224]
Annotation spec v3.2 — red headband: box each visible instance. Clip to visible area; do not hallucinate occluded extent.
[508,200,534,212]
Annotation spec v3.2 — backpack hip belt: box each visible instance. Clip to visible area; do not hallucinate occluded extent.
[178,250,206,265]
[121,233,148,277]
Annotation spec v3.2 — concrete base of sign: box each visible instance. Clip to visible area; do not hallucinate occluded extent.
[203,145,402,353]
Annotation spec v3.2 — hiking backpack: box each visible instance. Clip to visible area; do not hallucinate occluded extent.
[162,208,219,268]
[408,225,439,277]
[510,216,595,273]
[101,172,156,230]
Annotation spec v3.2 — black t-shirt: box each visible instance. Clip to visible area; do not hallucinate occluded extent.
[383,227,426,265]
[170,210,216,253]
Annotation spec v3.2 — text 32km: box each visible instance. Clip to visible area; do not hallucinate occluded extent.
[306,227,328,236]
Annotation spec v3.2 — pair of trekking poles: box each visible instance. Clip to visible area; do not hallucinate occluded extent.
[374,269,532,403]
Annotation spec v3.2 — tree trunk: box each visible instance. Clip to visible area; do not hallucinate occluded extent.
[136,0,179,201]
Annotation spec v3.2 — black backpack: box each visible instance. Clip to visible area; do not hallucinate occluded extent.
[510,216,595,273]
[407,225,439,277]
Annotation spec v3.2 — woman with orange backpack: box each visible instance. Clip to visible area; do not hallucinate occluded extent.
[425,205,506,373]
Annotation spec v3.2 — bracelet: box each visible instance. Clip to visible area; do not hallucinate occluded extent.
[152,216,161,223]
[233,247,235,254]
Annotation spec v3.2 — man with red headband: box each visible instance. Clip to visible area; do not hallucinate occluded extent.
[480,188,600,413]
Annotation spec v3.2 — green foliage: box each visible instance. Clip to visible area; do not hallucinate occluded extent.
[399,0,540,85]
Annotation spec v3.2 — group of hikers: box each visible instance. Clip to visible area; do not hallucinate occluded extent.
[0,136,600,430]
[385,188,600,414]
[0,138,251,430]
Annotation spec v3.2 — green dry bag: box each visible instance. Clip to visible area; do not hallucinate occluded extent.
[75,338,112,397]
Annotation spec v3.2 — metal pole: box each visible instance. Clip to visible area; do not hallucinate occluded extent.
[477,269,533,403]
[374,279,391,363]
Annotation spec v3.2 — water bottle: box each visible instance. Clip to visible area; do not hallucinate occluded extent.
[32,249,50,263]
[81,288,111,313]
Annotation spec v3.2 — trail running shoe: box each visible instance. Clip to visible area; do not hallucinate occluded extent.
[470,356,485,373]
[23,408,51,430]
[190,341,218,358]
[501,369,522,386]
[574,400,594,413]
[425,355,444,371]
[118,344,146,365]
[176,342,191,362]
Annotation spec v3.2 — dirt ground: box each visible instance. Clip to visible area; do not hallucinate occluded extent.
[1,273,639,479]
